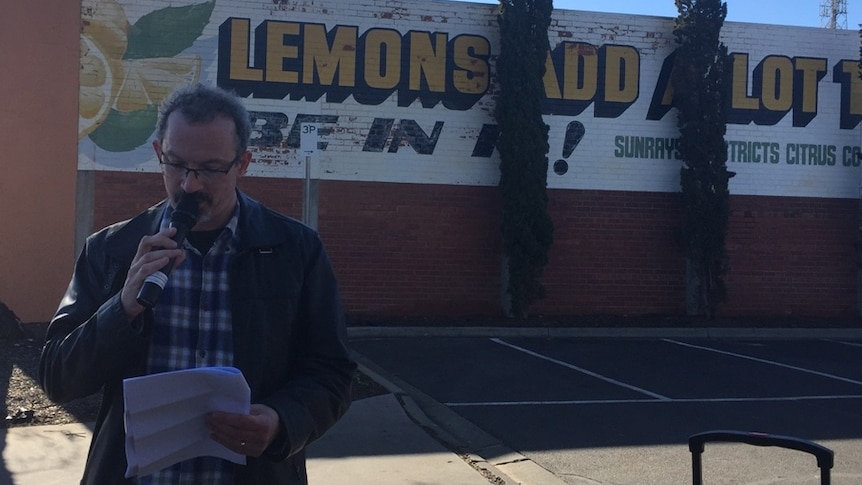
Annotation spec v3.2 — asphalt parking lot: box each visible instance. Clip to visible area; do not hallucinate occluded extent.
[351,333,862,484]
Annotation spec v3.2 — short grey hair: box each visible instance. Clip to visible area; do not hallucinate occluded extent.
[156,83,252,156]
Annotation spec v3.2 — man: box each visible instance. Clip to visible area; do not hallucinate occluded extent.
[39,83,355,484]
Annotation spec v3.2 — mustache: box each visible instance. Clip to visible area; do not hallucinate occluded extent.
[173,191,211,207]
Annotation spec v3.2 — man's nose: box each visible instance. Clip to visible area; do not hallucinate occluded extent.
[180,170,204,192]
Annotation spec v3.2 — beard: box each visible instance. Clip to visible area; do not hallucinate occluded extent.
[172,190,212,228]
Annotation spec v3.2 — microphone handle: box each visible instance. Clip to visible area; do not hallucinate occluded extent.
[135,222,193,308]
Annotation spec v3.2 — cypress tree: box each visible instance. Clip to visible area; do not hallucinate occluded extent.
[672,0,736,317]
[494,0,554,317]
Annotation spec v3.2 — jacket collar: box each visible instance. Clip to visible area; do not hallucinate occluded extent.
[102,190,296,262]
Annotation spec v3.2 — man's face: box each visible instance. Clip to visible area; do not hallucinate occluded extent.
[153,111,251,231]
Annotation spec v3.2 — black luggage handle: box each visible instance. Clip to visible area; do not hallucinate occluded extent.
[689,430,834,485]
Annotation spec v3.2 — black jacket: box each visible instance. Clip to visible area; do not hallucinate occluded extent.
[39,191,355,484]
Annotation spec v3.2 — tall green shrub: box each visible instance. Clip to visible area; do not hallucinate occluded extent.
[672,0,736,317]
[494,0,554,317]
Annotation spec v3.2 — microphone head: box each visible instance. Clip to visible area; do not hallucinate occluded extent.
[171,193,199,228]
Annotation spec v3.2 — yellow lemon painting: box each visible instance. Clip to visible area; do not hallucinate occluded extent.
[79,0,214,151]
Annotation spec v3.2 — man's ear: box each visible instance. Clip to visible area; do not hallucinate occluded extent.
[237,151,252,176]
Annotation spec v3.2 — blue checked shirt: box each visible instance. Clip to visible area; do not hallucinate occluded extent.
[138,203,241,485]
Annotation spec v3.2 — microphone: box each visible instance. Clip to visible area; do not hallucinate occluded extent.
[136,193,199,308]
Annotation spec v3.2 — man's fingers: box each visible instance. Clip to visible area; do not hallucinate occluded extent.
[206,406,281,458]
[120,228,184,319]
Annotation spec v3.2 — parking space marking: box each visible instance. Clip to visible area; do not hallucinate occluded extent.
[830,340,862,349]
[444,394,862,407]
[664,339,862,386]
[491,338,671,401]
[439,339,862,408]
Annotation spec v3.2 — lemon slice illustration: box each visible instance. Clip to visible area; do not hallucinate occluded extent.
[79,36,123,138]
[79,0,128,138]
[82,0,129,59]
[79,0,213,148]
[114,56,202,113]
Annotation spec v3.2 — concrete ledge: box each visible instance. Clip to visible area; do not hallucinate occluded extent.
[354,354,536,485]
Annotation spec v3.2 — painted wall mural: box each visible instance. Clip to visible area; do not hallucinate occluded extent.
[80,0,211,148]
[78,0,862,199]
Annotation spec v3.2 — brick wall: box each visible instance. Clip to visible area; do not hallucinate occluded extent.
[319,180,504,317]
[723,196,858,317]
[537,190,687,316]
[92,171,860,319]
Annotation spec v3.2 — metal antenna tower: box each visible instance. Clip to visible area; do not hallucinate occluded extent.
[820,0,848,29]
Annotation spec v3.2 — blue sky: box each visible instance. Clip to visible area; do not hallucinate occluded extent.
[450,0,856,28]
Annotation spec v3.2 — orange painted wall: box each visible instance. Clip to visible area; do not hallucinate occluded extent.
[0,2,79,322]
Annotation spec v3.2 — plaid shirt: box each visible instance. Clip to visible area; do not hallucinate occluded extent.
[138,203,240,485]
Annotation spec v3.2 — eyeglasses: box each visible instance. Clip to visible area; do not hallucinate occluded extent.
[159,155,240,181]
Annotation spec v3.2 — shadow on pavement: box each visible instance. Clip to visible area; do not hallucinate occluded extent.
[1,322,99,485]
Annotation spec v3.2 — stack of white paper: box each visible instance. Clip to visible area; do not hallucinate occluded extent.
[122,366,251,478]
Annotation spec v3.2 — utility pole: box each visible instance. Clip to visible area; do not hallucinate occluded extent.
[820,0,848,29]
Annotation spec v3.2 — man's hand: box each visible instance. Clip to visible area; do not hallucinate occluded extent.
[120,227,185,320]
[206,404,282,457]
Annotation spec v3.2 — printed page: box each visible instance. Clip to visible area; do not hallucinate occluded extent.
[122,366,251,477]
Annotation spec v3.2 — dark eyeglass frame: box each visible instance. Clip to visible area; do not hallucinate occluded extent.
[158,154,241,180]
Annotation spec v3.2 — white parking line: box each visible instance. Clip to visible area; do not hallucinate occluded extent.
[445,394,862,407]
[663,339,862,386]
[828,340,862,349]
[490,338,671,401]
